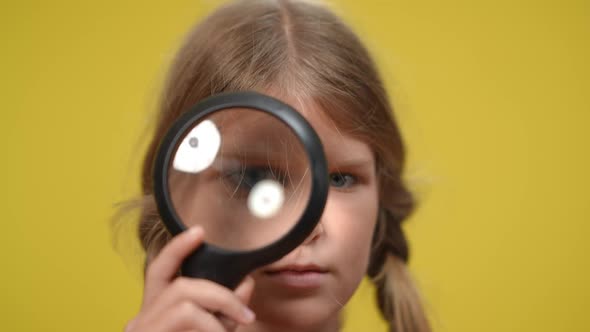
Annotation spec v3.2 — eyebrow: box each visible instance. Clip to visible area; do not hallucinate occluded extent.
[328,158,374,170]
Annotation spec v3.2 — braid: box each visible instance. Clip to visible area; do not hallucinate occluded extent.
[368,209,431,332]
[136,195,171,275]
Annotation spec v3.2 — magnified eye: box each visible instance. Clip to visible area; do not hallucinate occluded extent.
[223,166,287,195]
[233,167,272,189]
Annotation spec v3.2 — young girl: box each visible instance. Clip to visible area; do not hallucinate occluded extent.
[123,0,430,331]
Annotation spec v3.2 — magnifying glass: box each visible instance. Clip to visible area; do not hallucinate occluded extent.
[152,91,328,289]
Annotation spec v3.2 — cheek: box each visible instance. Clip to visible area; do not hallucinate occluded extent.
[323,187,379,271]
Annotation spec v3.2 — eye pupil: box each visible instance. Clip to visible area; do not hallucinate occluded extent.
[244,168,268,185]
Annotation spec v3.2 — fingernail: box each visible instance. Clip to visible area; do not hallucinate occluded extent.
[243,307,255,323]
[187,226,202,237]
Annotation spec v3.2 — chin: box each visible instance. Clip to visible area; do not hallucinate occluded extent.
[251,290,343,329]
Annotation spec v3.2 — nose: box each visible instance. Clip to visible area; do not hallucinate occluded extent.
[302,221,324,245]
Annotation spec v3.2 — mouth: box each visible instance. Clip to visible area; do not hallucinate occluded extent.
[264,264,328,274]
[263,264,328,288]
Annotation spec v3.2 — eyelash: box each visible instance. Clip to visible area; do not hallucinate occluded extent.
[221,166,287,193]
[221,166,362,193]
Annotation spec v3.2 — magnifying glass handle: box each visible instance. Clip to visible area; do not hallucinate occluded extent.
[180,245,250,290]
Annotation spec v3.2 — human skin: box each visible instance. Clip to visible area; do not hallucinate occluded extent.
[237,97,380,332]
[126,97,380,332]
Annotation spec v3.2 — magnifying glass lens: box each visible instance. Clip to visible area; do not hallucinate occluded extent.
[168,108,312,251]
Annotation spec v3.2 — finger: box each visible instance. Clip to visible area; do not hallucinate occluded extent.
[234,276,255,306]
[218,314,238,331]
[143,227,204,304]
[149,301,226,332]
[144,277,255,326]
[221,277,256,330]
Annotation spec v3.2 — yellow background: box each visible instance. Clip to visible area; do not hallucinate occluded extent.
[1,0,588,331]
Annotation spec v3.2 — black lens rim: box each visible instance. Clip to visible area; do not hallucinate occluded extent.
[152,91,328,268]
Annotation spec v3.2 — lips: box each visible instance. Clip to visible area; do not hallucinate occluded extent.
[265,264,327,274]
[263,264,328,289]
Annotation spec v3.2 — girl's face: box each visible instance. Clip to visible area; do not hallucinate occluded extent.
[241,95,380,331]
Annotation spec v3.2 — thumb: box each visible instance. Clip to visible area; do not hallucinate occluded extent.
[235,276,256,306]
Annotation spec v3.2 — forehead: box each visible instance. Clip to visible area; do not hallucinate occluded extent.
[269,92,374,164]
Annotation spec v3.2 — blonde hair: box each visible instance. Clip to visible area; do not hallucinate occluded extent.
[126,0,430,330]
